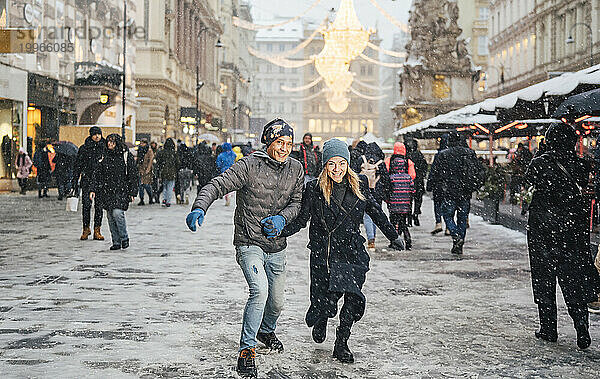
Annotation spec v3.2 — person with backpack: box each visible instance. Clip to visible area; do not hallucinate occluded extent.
[524,122,600,350]
[427,132,485,255]
[89,134,139,250]
[291,132,322,185]
[387,153,415,250]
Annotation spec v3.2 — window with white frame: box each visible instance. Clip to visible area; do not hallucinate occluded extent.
[479,7,489,20]
[478,36,489,55]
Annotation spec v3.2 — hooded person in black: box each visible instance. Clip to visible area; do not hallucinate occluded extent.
[90,134,139,250]
[524,122,600,349]
[192,142,217,193]
[405,139,428,226]
[72,126,106,240]
[427,132,485,254]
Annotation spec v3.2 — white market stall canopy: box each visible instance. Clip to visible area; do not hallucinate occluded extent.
[395,64,600,136]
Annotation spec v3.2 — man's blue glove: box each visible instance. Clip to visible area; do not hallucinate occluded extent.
[260,215,286,239]
[186,209,205,232]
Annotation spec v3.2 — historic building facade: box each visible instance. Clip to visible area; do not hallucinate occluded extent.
[488,0,600,96]
[134,0,222,143]
[250,18,305,138]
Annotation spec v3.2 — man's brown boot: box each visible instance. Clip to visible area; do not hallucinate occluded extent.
[80,227,91,240]
[93,226,105,240]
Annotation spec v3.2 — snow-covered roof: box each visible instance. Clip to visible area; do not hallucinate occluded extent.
[255,19,304,41]
[395,64,600,136]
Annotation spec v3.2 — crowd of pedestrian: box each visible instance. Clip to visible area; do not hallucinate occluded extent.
[11,118,600,377]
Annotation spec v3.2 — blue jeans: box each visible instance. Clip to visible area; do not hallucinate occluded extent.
[163,180,175,204]
[236,245,287,351]
[441,198,470,240]
[363,214,376,240]
[139,183,153,202]
[106,208,128,245]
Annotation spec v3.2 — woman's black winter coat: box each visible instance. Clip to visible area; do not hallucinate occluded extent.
[525,149,600,306]
[281,177,398,296]
[92,148,139,211]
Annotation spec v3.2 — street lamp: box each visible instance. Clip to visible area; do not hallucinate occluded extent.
[566,22,594,67]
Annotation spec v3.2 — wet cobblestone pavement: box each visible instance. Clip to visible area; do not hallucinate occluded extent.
[1,190,599,378]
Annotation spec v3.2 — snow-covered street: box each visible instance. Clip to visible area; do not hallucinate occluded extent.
[1,191,600,378]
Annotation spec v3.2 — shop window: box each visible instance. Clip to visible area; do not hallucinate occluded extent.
[0,100,23,179]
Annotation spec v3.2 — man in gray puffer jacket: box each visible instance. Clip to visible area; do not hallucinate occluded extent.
[186,118,303,378]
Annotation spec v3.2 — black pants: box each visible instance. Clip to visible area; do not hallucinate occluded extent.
[306,290,364,328]
[18,178,27,192]
[390,212,410,240]
[413,189,424,215]
[81,185,103,228]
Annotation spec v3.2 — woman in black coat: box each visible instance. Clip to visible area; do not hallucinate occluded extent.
[90,134,139,250]
[281,138,403,363]
[524,122,600,349]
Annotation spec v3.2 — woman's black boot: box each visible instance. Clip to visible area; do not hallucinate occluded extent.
[535,304,557,342]
[569,306,591,349]
[333,325,354,363]
[404,229,412,250]
[312,318,327,343]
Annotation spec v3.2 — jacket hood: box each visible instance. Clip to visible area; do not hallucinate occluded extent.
[233,146,242,154]
[354,141,368,155]
[222,142,233,152]
[164,138,176,151]
[389,155,408,174]
[366,142,384,162]
[545,122,578,152]
[448,131,465,147]
[393,142,406,155]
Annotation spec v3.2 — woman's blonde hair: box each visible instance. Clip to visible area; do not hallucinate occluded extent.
[319,163,364,204]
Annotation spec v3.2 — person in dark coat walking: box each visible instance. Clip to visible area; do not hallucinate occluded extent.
[136,139,154,205]
[524,122,600,349]
[32,142,52,198]
[192,142,217,194]
[349,140,368,174]
[426,134,449,234]
[405,138,428,226]
[52,151,74,200]
[72,126,106,240]
[281,138,404,364]
[291,132,322,184]
[90,134,139,250]
[155,138,180,207]
[427,132,485,255]
[216,142,237,206]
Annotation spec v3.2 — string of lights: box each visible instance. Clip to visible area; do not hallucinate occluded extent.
[359,53,404,68]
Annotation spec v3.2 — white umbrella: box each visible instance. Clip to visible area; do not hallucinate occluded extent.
[197,133,220,143]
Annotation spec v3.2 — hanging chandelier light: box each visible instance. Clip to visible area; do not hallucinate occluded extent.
[327,90,350,113]
[314,41,350,83]
[322,0,373,61]
[324,70,354,93]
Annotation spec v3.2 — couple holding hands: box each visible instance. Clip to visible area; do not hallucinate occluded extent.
[185,119,404,378]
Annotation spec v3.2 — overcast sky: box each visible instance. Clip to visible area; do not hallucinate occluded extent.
[248,0,412,49]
